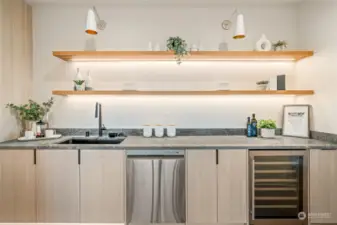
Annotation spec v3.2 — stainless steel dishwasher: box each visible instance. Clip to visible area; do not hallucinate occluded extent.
[126,150,185,224]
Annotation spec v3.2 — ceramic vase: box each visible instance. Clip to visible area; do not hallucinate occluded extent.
[256,34,272,51]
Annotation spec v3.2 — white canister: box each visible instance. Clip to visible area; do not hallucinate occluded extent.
[166,125,176,137]
[155,125,164,138]
[143,125,153,138]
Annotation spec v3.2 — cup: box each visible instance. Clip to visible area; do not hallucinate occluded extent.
[45,129,56,138]
[25,131,35,139]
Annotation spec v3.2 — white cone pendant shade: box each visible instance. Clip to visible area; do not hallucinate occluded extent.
[233,13,246,39]
[86,9,97,35]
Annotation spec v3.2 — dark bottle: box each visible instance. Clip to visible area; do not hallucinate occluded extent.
[251,113,258,137]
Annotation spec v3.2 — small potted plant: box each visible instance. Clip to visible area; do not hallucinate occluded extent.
[258,119,277,138]
[166,36,189,65]
[74,80,85,91]
[256,80,269,90]
[6,97,54,136]
[272,40,288,51]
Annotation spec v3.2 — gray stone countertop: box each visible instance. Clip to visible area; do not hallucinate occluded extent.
[0,135,335,150]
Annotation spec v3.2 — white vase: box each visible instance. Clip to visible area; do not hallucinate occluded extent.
[85,70,93,90]
[256,34,272,51]
[74,68,83,80]
[260,128,275,138]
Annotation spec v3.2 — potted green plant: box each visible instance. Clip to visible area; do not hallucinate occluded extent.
[166,36,189,65]
[74,80,85,91]
[258,119,277,138]
[272,40,288,51]
[6,98,54,134]
[256,80,269,90]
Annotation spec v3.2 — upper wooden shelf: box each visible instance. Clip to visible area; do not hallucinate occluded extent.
[52,51,314,62]
[52,90,314,96]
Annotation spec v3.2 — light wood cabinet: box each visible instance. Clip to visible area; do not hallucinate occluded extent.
[218,150,249,224]
[310,149,337,224]
[36,150,80,223]
[186,150,248,225]
[0,150,36,222]
[80,150,125,223]
[186,150,218,224]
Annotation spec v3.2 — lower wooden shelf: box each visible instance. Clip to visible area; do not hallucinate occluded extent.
[52,90,314,96]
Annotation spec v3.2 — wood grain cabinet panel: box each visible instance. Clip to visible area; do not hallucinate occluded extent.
[217,150,249,225]
[80,150,125,223]
[186,150,218,224]
[0,150,36,222]
[36,150,80,223]
[310,149,337,224]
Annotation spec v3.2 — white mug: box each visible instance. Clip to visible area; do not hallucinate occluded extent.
[25,131,35,139]
[45,129,56,138]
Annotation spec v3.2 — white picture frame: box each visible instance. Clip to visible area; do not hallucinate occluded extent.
[282,105,311,138]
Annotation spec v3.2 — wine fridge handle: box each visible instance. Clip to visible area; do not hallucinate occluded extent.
[252,159,255,220]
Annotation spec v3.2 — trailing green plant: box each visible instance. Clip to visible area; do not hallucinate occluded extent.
[272,40,288,51]
[166,36,189,65]
[74,80,85,85]
[6,98,54,121]
[256,80,269,85]
[258,119,277,129]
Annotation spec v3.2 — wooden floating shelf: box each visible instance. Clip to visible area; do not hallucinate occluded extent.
[52,90,314,96]
[53,51,314,62]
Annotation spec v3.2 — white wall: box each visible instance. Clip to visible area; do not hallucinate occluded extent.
[296,1,337,134]
[0,0,32,141]
[32,3,303,129]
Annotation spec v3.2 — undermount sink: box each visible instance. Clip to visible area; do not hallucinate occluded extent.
[59,138,125,145]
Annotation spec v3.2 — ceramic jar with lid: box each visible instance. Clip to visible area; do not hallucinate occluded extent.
[143,125,153,137]
[155,125,164,137]
[166,125,176,137]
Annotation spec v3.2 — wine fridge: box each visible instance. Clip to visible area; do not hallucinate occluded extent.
[249,150,308,225]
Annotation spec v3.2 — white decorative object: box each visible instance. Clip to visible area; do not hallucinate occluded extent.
[256,34,272,51]
[85,9,97,35]
[282,105,310,138]
[154,43,161,51]
[233,14,246,39]
[148,42,153,51]
[85,70,93,90]
[260,128,275,138]
[45,129,56,138]
[74,68,83,80]
[268,76,277,90]
[24,130,34,139]
[18,134,62,142]
[155,125,164,137]
[166,125,176,137]
[143,125,153,137]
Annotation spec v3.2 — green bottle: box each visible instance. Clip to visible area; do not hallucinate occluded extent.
[251,113,258,137]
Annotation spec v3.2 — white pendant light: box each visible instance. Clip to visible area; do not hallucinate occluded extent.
[86,9,97,35]
[233,13,246,39]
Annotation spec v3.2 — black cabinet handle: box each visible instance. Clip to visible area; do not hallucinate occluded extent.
[34,149,37,165]
[78,150,81,165]
[216,150,219,165]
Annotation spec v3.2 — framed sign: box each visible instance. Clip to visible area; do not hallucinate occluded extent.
[282,105,311,138]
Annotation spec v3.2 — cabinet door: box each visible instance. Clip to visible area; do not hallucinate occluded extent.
[36,150,80,223]
[218,150,248,224]
[0,150,36,222]
[310,149,337,224]
[186,150,217,224]
[80,150,125,223]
